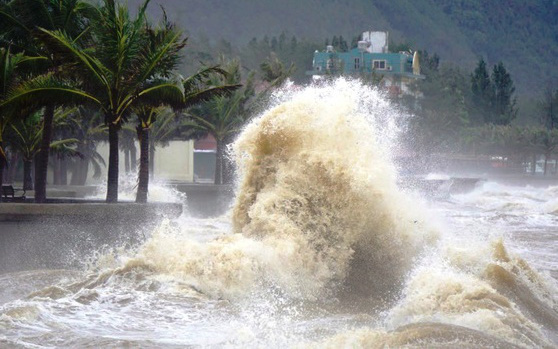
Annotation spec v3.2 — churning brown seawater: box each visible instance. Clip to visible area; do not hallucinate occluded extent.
[1,80,557,348]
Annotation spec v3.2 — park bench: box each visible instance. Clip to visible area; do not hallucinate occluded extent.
[1,185,26,202]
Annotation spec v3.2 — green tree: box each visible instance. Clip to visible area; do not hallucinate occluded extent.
[0,0,95,203]
[0,48,46,202]
[2,0,187,203]
[539,85,558,130]
[338,35,348,52]
[7,108,80,190]
[134,65,240,203]
[417,50,440,73]
[406,63,471,168]
[66,107,106,186]
[259,52,295,87]
[491,61,517,125]
[471,58,493,124]
[531,127,558,175]
[186,60,255,185]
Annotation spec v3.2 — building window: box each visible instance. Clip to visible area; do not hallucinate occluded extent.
[354,57,360,70]
[373,60,386,70]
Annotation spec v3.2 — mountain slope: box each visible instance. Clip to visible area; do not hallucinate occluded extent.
[131,0,558,95]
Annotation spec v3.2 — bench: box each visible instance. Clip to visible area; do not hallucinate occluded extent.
[1,185,26,202]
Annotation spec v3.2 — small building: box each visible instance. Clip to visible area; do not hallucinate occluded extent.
[193,134,217,183]
[308,31,424,96]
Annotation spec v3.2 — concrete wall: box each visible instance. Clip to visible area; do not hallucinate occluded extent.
[154,140,194,182]
[0,202,182,273]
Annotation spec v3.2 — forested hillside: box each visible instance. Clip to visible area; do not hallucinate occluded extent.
[129,0,558,97]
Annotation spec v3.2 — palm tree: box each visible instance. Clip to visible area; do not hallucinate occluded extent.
[0,0,95,202]
[120,124,137,176]
[0,47,46,202]
[64,107,106,185]
[259,52,295,87]
[133,64,240,203]
[7,108,80,190]
[186,56,295,185]
[1,0,186,202]
[186,60,259,184]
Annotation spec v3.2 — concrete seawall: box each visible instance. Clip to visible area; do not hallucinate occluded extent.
[0,201,182,273]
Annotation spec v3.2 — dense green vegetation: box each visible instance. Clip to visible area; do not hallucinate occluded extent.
[1,0,557,206]
[131,0,558,97]
[0,0,243,203]
[402,53,558,175]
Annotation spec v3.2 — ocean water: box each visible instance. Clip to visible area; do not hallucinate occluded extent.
[1,80,557,348]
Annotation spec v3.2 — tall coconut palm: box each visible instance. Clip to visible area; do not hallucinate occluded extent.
[0,0,95,202]
[133,63,240,203]
[0,47,46,202]
[186,60,258,185]
[66,107,106,185]
[1,0,186,202]
[120,124,137,176]
[7,107,80,190]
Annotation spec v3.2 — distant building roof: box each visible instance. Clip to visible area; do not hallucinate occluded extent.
[307,31,424,96]
[194,134,216,151]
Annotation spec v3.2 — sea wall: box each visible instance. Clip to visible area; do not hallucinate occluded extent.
[0,202,182,273]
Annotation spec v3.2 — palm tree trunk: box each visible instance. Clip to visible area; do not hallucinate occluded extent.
[106,122,119,203]
[544,154,549,176]
[80,160,89,185]
[0,142,5,203]
[222,135,234,184]
[23,159,33,190]
[35,105,55,203]
[70,159,79,185]
[130,142,137,172]
[136,127,149,203]
[215,138,224,185]
[149,143,155,179]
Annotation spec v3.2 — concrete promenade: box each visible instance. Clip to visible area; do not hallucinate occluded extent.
[0,182,234,273]
[0,200,182,272]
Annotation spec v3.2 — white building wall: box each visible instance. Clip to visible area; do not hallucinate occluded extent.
[361,31,388,53]
[154,140,194,182]
[93,140,194,183]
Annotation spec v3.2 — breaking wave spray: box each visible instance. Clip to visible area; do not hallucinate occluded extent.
[129,79,557,347]
[135,79,435,300]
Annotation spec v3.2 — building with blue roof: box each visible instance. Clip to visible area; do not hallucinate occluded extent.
[308,31,424,96]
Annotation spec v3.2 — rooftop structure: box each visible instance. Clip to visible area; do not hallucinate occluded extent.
[308,31,424,96]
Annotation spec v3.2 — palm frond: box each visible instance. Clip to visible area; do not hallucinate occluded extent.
[89,151,106,178]
[130,79,184,113]
[38,28,110,90]
[134,20,185,86]
[183,84,241,109]
[183,65,228,92]
[1,73,101,111]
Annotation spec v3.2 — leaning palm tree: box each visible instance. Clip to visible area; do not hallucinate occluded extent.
[186,60,258,184]
[259,52,295,87]
[133,64,240,203]
[64,107,106,185]
[0,0,95,202]
[120,124,137,175]
[7,108,80,190]
[1,0,186,202]
[0,47,46,202]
